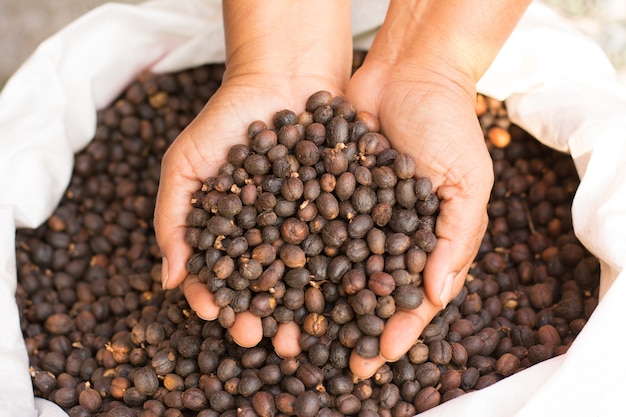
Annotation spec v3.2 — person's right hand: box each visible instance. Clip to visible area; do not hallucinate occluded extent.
[154,74,345,358]
[154,0,352,358]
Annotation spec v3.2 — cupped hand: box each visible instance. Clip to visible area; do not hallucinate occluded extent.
[345,59,494,378]
[154,74,342,357]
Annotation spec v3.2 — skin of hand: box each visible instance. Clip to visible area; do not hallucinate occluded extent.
[345,0,531,378]
[154,0,352,357]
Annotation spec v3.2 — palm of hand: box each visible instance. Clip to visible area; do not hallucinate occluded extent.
[156,77,341,356]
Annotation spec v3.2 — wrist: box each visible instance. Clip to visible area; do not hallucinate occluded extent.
[366,0,530,84]
[223,0,352,92]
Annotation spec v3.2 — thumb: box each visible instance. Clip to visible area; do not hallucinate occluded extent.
[154,146,201,290]
[422,189,489,307]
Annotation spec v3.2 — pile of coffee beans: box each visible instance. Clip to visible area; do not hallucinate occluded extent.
[14,50,600,417]
[184,90,439,358]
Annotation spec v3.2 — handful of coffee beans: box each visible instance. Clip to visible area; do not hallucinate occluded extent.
[185,91,440,358]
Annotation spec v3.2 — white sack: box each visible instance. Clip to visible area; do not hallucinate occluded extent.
[1,1,625,416]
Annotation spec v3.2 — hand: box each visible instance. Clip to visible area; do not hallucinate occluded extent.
[154,0,351,358]
[345,58,494,378]
[154,74,345,357]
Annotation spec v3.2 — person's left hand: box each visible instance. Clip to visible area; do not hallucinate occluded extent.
[345,56,494,378]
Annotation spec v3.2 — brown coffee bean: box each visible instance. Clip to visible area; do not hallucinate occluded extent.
[366,228,386,255]
[358,132,389,156]
[302,180,321,204]
[573,256,600,290]
[244,154,272,176]
[351,186,377,214]
[330,302,354,325]
[368,271,396,296]
[228,144,251,166]
[474,373,502,390]
[349,289,377,317]
[321,219,348,248]
[249,293,277,317]
[385,233,412,256]
[54,387,78,409]
[354,335,379,359]
[338,321,363,348]
[385,254,407,273]
[316,192,340,220]
[272,109,297,129]
[336,393,362,416]
[338,266,365,294]
[302,124,325,149]
[392,153,416,179]
[377,187,396,206]
[414,229,437,253]
[45,313,73,335]
[294,390,320,417]
[304,286,325,314]
[353,165,373,187]
[252,130,278,155]
[372,166,398,189]
[413,386,440,413]
[357,314,385,336]
[305,91,332,112]
[323,148,349,176]
[527,343,554,364]
[429,340,453,365]
[416,193,440,216]
[182,387,208,411]
[347,214,374,240]
[368,203,391,228]
[209,390,236,414]
[303,313,328,337]
[393,285,424,310]
[280,177,304,202]
[206,215,236,236]
[78,386,102,413]
[279,244,307,269]
[316,173,335,194]
[133,366,159,396]
[186,208,210,229]
[405,247,427,274]
[495,352,521,376]
[395,179,418,209]
[255,192,278,212]
[536,324,561,346]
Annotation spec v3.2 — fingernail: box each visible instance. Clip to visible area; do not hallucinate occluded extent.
[439,272,456,308]
[161,257,169,290]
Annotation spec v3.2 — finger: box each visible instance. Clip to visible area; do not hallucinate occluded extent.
[349,352,385,380]
[182,274,220,320]
[154,147,202,290]
[379,300,441,362]
[423,182,490,307]
[271,321,302,359]
[229,311,263,348]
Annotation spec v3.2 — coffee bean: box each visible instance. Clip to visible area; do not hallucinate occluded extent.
[413,386,440,413]
[351,186,377,214]
[393,285,424,310]
[79,386,103,413]
[133,366,159,396]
